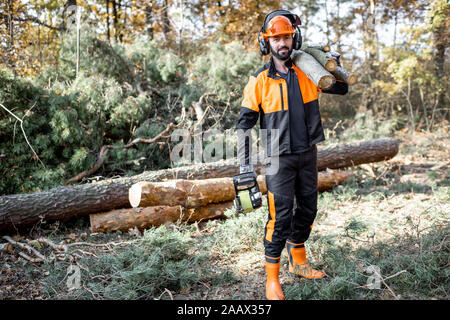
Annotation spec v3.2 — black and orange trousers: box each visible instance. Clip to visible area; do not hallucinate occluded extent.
[264,145,319,264]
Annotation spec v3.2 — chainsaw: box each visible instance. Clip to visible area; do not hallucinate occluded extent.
[233,171,262,213]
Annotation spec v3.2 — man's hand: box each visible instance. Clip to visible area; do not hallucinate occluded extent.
[240,164,254,174]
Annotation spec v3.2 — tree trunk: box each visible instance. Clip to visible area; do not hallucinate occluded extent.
[162,0,170,40]
[92,170,352,233]
[316,138,399,170]
[292,50,336,90]
[106,0,111,41]
[129,177,240,208]
[111,0,118,41]
[145,1,154,39]
[90,202,232,233]
[0,138,398,231]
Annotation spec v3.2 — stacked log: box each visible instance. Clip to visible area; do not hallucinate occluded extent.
[90,170,352,233]
[293,43,358,88]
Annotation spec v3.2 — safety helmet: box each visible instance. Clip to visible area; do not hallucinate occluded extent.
[262,15,295,38]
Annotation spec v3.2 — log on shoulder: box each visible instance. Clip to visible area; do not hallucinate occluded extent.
[331,65,358,86]
[301,46,338,72]
[291,50,336,90]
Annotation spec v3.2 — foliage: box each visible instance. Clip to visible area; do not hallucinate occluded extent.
[188,41,262,110]
[0,0,448,195]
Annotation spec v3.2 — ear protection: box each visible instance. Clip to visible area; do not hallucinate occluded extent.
[258,9,302,56]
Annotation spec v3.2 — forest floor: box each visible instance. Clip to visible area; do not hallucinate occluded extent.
[0,127,449,300]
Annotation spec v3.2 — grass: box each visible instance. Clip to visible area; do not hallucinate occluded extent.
[1,114,449,300]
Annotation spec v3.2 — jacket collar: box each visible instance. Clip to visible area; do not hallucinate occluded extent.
[267,56,294,79]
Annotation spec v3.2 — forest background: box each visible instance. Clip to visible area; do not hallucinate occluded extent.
[0,0,448,195]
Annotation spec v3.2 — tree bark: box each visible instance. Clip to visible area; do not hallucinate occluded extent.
[300,45,337,71]
[106,0,111,41]
[0,138,398,231]
[90,201,233,233]
[129,170,352,208]
[332,65,358,85]
[145,1,154,39]
[292,50,336,90]
[316,138,399,170]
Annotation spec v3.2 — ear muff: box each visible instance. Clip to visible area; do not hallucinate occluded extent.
[258,31,270,55]
[292,25,302,50]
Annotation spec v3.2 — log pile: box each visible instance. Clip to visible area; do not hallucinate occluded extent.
[0,138,399,233]
[91,170,353,233]
[293,43,358,90]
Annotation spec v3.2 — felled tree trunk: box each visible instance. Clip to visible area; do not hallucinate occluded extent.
[90,201,233,233]
[129,170,351,208]
[0,138,398,231]
[92,170,352,233]
[317,138,399,170]
[292,50,336,90]
[129,178,237,208]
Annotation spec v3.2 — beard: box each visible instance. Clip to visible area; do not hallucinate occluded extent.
[271,46,293,61]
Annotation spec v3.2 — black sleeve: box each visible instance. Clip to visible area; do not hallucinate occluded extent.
[236,107,259,166]
[236,107,259,130]
[321,80,348,95]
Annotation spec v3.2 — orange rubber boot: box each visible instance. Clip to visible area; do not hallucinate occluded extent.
[286,241,327,279]
[265,261,285,300]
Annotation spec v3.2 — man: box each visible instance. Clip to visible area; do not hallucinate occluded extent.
[236,10,348,300]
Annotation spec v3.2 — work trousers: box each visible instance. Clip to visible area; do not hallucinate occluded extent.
[264,145,318,264]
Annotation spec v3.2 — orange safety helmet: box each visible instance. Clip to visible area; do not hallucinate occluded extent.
[262,15,295,38]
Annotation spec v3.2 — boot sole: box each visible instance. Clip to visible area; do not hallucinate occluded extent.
[288,266,327,279]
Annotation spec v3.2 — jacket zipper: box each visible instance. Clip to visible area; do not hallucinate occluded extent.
[279,83,284,111]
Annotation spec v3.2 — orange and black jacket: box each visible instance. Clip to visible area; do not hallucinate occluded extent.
[236,57,348,164]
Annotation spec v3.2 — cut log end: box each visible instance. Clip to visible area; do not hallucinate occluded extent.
[347,74,358,85]
[129,183,143,208]
[325,59,338,72]
[318,75,336,90]
[323,44,331,52]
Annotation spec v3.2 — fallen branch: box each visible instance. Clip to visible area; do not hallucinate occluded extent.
[31,237,68,253]
[65,123,176,184]
[371,268,402,300]
[18,251,43,263]
[430,161,450,171]
[2,235,46,262]
[66,240,137,248]
[124,122,175,148]
[65,145,112,184]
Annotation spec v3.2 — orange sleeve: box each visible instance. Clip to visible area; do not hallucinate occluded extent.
[241,75,261,112]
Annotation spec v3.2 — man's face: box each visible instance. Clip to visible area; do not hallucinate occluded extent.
[268,34,293,61]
